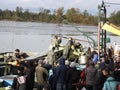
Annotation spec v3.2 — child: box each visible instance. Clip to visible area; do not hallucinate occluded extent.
[12,66,26,90]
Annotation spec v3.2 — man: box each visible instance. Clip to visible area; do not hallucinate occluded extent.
[36,60,48,90]
[63,37,74,59]
[85,61,97,90]
[51,35,61,49]
[88,48,98,63]
[14,49,21,60]
[47,47,56,66]
[55,57,68,90]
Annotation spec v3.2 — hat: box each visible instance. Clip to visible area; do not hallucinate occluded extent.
[70,62,77,67]
[65,60,70,65]
[38,60,43,65]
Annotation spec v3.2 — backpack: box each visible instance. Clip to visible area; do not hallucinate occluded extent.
[17,76,26,90]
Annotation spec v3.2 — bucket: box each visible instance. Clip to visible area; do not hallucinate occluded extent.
[79,55,87,64]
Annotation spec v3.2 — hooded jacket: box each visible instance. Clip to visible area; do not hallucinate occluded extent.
[103,76,118,90]
[55,57,68,83]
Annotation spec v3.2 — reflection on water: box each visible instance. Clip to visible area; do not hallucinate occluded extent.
[0,21,119,52]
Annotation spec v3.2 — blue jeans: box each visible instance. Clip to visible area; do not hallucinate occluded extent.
[56,83,66,90]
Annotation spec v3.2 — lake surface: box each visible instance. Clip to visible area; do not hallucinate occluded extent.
[0,21,119,53]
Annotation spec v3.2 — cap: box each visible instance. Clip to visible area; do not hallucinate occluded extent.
[15,49,20,52]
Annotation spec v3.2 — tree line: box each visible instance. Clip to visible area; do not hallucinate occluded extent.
[0,7,119,25]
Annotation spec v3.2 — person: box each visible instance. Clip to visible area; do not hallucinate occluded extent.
[75,42,83,52]
[78,62,90,90]
[55,57,68,90]
[86,47,91,57]
[47,47,56,66]
[102,68,118,90]
[99,57,106,70]
[85,61,97,90]
[24,61,35,90]
[13,49,29,66]
[88,48,98,63]
[51,35,62,49]
[36,60,49,90]
[63,37,74,59]
[48,65,57,90]
[12,66,26,90]
[109,46,114,58]
[93,69,107,90]
[66,62,79,90]
[8,49,21,66]
[113,57,120,82]
[14,49,22,60]
[9,59,20,75]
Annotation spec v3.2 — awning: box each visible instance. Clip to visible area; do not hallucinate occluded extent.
[102,23,120,36]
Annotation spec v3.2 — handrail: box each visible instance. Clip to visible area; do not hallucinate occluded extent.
[70,23,96,47]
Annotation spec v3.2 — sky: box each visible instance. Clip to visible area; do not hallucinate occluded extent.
[0,0,120,16]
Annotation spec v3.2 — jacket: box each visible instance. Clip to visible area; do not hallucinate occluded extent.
[47,50,55,65]
[85,66,97,85]
[55,57,68,83]
[103,76,118,90]
[93,70,107,90]
[36,65,48,85]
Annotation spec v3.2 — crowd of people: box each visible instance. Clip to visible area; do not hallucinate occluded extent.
[9,36,120,90]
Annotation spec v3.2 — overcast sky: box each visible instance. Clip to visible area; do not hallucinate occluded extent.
[0,0,120,16]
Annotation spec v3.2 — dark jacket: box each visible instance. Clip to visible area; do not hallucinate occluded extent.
[66,67,80,90]
[55,57,68,83]
[26,67,35,90]
[113,70,120,82]
[99,62,106,70]
[66,67,79,84]
[93,70,107,90]
[85,66,97,85]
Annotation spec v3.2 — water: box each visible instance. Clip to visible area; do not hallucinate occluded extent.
[0,21,119,53]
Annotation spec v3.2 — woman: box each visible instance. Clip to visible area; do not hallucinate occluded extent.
[102,68,118,90]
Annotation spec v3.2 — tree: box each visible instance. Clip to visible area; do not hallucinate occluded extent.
[4,9,12,19]
[109,11,120,25]
[0,6,100,25]
[66,8,77,22]
[0,9,3,19]
[83,9,89,17]
[15,6,23,20]
[23,9,30,21]
[55,7,64,23]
